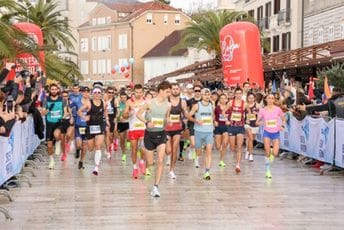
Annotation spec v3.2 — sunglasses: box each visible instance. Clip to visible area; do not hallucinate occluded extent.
[108,91,114,94]
[93,91,102,94]
[194,90,201,92]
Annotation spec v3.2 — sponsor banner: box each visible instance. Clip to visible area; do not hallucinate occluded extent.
[256,115,337,166]
[0,117,40,186]
[335,119,344,168]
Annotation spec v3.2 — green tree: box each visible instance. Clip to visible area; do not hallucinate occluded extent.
[318,62,344,89]
[173,9,267,65]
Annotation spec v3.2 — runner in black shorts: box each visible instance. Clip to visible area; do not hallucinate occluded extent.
[116,91,129,162]
[105,87,117,159]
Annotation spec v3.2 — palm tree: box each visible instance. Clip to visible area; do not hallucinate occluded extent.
[10,0,81,85]
[173,9,266,65]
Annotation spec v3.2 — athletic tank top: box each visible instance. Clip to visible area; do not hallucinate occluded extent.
[107,98,117,118]
[117,101,128,123]
[128,99,145,131]
[229,100,245,127]
[165,98,183,131]
[214,104,230,126]
[245,103,259,127]
[46,96,64,123]
[145,98,169,132]
[194,101,214,132]
[87,100,104,125]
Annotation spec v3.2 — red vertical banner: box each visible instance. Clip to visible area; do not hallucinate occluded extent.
[13,22,45,73]
[220,22,264,88]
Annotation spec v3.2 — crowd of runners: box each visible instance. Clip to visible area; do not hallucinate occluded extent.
[40,80,288,198]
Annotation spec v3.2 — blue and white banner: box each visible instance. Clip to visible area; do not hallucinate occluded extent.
[257,115,338,166]
[0,117,41,186]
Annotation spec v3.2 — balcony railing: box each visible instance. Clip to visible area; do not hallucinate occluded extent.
[257,18,270,30]
[277,8,291,26]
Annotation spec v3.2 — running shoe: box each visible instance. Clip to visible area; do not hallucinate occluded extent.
[244,151,249,160]
[178,155,184,162]
[235,164,241,173]
[48,159,55,170]
[168,171,176,179]
[55,141,61,156]
[165,155,171,166]
[61,152,67,161]
[132,168,139,179]
[218,160,226,167]
[145,168,152,176]
[150,186,160,198]
[194,158,200,168]
[106,151,112,159]
[265,170,272,179]
[78,161,84,170]
[139,161,146,175]
[92,166,99,176]
[249,154,254,162]
[203,171,211,180]
[121,154,127,162]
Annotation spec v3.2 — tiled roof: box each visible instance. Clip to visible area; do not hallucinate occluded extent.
[102,0,144,13]
[120,1,181,22]
[142,30,188,58]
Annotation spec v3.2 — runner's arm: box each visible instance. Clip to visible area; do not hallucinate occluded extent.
[187,103,198,123]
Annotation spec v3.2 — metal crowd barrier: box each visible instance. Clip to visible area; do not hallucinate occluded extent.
[256,113,344,174]
[0,116,47,221]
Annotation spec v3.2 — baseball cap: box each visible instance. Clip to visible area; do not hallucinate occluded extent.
[201,88,211,94]
[80,86,90,92]
[186,83,193,89]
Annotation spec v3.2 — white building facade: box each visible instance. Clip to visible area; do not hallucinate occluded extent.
[303,0,344,47]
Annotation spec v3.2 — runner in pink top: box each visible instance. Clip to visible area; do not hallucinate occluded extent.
[256,93,286,179]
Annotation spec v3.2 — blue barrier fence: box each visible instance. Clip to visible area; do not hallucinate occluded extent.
[0,117,41,186]
[256,114,344,168]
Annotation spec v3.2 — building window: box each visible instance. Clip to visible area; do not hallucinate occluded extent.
[98,59,106,74]
[80,38,88,52]
[98,36,111,51]
[80,60,89,75]
[318,28,323,44]
[92,37,97,51]
[146,13,152,24]
[274,0,280,14]
[118,34,127,50]
[93,60,97,74]
[248,9,254,18]
[175,14,181,24]
[97,17,106,25]
[273,35,279,52]
[282,32,291,50]
[92,18,97,26]
[107,59,111,74]
[328,26,334,41]
[340,24,344,39]
[119,12,128,18]
[164,14,168,24]
[106,16,111,24]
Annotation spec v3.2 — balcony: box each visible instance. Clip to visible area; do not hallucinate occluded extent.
[257,18,270,31]
[277,8,291,26]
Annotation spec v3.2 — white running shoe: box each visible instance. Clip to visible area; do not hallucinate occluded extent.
[168,171,176,179]
[165,155,171,166]
[244,151,249,160]
[55,141,61,156]
[106,151,112,159]
[194,157,200,168]
[150,186,160,198]
[92,166,99,176]
[249,154,254,162]
[48,158,55,169]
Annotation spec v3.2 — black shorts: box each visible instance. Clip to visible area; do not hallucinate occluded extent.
[144,131,167,151]
[228,126,245,136]
[46,122,63,141]
[117,122,129,133]
[108,116,116,133]
[187,121,195,136]
[60,119,71,134]
[214,124,228,135]
[85,123,105,140]
[166,130,182,138]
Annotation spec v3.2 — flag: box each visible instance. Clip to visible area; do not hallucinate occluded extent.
[323,75,331,103]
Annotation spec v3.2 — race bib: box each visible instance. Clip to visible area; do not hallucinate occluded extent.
[107,106,114,115]
[219,114,228,122]
[79,127,86,135]
[248,114,256,121]
[152,117,164,128]
[51,110,61,119]
[89,125,101,134]
[266,119,277,128]
[202,116,213,125]
[231,112,242,121]
[134,121,145,129]
[169,114,180,123]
